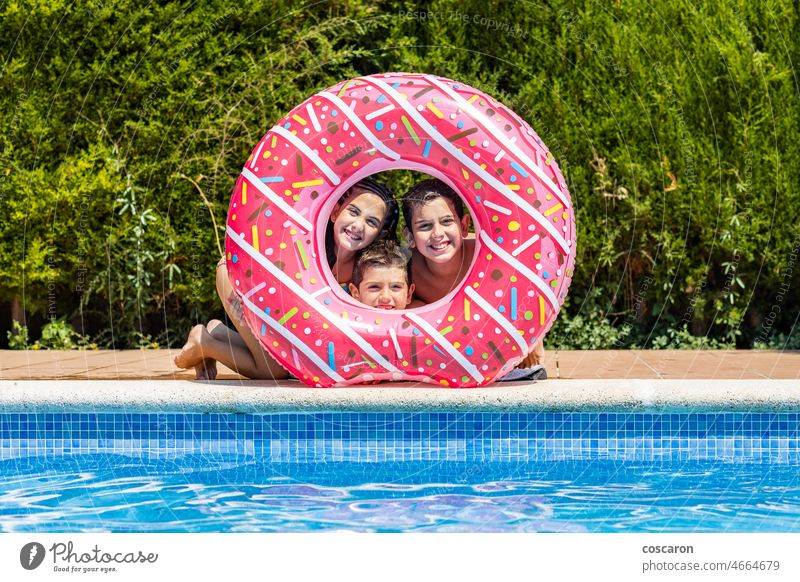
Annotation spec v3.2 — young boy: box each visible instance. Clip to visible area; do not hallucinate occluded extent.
[349,240,416,310]
[401,179,475,304]
[401,179,546,379]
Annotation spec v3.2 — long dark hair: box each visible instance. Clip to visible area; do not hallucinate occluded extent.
[325,177,399,268]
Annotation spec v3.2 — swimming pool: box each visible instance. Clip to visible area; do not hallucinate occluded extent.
[2,411,799,532]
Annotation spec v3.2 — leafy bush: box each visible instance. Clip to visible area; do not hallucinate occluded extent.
[1,0,798,348]
[6,320,97,350]
[7,321,30,350]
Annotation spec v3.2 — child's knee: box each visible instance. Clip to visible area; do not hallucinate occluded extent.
[207,319,225,332]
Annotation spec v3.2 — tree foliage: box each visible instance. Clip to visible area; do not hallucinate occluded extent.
[1,0,798,348]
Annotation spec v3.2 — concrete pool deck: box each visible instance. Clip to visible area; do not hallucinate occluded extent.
[0,349,798,412]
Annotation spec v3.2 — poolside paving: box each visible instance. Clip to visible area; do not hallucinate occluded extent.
[1,349,797,380]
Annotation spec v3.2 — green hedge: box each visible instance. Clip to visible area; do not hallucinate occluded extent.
[1,0,798,349]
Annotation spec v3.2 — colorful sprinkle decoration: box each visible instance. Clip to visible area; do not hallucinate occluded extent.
[225,73,576,387]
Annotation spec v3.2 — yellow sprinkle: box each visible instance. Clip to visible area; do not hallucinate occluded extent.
[461,168,469,180]
[279,242,287,249]
[506,184,520,190]
[291,114,307,126]
[291,179,324,188]
[464,298,471,320]
[251,225,260,252]
[508,221,521,232]
[426,102,444,119]
[241,182,247,205]
[262,150,271,158]
[540,296,545,325]
[467,94,479,104]
[544,203,564,217]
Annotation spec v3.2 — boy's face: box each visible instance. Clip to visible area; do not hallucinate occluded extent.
[407,197,470,264]
[350,266,415,310]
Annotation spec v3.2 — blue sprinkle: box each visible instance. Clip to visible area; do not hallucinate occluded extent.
[499,306,506,313]
[464,346,474,356]
[510,175,517,183]
[232,254,238,264]
[375,120,384,131]
[261,324,266,336]
[510,161,529,177]
[377,94,386,104]
[260,176,284,183]
[412,328,420,336]
[497,237,504,244]
[264,307,271,315]
[475,196,481,202]
[543,271,549,278]
[453,84,460,89]
[283,122,291,129]
[392,82,401,89]
[265,210,272,217]
[324,298,331,305]
[422,140,432,158]
[457,121,464,129]
[331,109,338,117]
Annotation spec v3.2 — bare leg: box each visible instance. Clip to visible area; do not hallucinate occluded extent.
[194,319,248,380]
[173,262,289,380]
[210,261,288,379]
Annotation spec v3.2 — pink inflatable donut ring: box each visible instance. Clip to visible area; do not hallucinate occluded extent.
[225,72,576,387]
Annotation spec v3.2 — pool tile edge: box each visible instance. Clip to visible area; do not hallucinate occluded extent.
[1,379,800,412]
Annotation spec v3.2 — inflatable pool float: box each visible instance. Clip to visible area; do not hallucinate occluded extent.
[225,73,575,387]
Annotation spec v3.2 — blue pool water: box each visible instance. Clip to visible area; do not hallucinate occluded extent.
[1,412,799,532]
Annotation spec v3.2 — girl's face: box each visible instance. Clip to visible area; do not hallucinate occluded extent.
[408,197,470,264]
[331,188,387,253]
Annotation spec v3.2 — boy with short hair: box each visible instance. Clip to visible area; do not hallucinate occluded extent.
[349,240,417,310]
[401,179,546,380]
[401,179,475,304]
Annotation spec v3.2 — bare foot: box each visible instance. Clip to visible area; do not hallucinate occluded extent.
[195,358,218,380]
[174,324,212,370]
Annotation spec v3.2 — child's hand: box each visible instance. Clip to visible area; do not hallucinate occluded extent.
[519,342,545,368]
[228,295,244,321]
